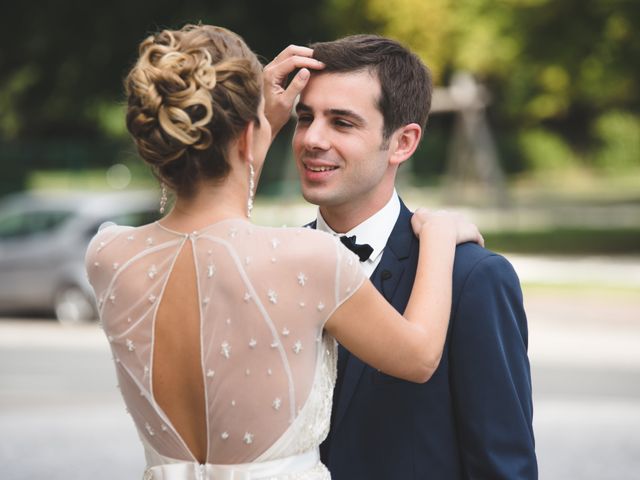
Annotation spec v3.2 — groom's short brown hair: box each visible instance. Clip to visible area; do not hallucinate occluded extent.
[310,34,433,142]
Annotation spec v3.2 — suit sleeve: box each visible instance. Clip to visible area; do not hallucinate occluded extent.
[450,254,538,479]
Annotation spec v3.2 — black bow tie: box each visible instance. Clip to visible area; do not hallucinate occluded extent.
[340,235,373,262]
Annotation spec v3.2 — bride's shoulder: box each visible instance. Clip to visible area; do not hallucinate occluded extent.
[85,222,159,265]
[84,222,160,286]
[86,223,136,252]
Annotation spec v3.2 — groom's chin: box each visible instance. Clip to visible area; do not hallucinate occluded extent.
[298,180,351,210]
[299,187,324,207]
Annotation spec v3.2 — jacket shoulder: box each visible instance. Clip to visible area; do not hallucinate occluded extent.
[452,243,519,287]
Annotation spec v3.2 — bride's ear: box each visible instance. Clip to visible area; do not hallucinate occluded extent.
[237,121,256,164]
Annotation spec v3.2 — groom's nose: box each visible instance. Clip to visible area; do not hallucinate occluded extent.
[302,119,330,151]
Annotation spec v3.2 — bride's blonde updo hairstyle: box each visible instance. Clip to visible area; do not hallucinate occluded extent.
[125,24,263,196]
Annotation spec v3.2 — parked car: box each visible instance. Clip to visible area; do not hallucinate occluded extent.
[0,191,159,324]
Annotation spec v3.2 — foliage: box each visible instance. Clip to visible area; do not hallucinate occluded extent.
[592,110,640,173]
[330,0,640,175]
[0,0,331,141]
[518,128,576,173]
[484,227,640,255]
[1,0,639,195]
[0,0,333,194]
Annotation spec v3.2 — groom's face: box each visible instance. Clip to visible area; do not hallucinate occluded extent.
[293,70,394,213]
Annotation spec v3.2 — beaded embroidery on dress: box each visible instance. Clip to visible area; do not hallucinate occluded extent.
[85,218,364,479]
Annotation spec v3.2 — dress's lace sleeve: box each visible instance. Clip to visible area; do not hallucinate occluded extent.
[84,224,132,301]
[292,230,366,328]
[331,236,367,313]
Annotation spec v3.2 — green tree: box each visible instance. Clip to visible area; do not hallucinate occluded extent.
[330,0,640,175]
[0,0,336,194]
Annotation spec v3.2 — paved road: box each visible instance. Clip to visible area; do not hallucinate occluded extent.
[526,289,640,479]
[1,288,639,479]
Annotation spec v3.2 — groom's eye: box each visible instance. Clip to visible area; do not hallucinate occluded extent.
[296,114,313,125]
[333,119,354,128]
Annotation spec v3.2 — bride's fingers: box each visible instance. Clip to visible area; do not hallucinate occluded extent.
[410,208,432,234]
[412,208,485,247]
[467,226,484,247]
[270,45,315,65]
[470,224,484,247]
[280,68,310,105]
[478,232,485,248]
[263,50,323,136]
[264,55,324,87]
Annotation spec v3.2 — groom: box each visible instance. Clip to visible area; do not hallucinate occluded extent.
[264,35,537,479]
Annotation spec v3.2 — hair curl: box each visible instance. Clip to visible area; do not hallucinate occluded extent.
[125,24,263,196]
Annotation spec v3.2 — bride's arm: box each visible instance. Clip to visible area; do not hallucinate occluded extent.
[324,210,483,383]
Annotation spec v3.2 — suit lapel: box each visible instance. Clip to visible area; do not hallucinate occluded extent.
[332,201,416,430]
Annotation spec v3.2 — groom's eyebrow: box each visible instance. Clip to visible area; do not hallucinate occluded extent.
[329,108,366,125]
[295,102,312,115]
[296,102,366,125]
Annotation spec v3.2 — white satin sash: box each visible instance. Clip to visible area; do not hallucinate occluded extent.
[143,449,320,480]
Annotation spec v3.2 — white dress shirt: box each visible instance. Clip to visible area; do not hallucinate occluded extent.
[316,190,401,278]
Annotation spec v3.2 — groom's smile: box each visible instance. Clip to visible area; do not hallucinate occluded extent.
[304,164,339,173]
[301,157,341,182]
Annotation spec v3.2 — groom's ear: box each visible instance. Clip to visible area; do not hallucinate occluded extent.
[237,121,256,164]
[387,123,421,166]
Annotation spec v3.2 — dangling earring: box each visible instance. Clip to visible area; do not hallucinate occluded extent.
[159,183,168,214]
[247,161,255,218]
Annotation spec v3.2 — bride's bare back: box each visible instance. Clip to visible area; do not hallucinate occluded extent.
[153,242,207,462]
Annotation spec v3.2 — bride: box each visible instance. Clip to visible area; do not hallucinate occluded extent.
[85,24,483,479]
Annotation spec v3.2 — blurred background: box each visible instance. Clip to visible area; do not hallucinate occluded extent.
[0,0,638,478]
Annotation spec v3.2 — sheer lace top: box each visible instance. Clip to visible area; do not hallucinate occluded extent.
[85,218,365,465]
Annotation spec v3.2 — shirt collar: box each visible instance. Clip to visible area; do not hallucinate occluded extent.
[316,190,400,264]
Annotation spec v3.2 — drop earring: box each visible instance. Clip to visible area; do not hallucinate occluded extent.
[159,183,168,214]
[247,161,255,218]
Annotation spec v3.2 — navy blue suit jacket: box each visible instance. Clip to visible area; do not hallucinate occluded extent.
[317,200,537,479]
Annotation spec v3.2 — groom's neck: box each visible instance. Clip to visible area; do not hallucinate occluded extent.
[318,190,395,234]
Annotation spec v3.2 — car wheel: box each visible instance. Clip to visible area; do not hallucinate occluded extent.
[54,285,97,325]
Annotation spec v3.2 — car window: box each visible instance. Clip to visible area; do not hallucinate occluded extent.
[0,210,73,240]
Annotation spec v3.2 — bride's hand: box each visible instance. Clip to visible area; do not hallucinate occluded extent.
[263,45,325,139]
[411,208,484,247]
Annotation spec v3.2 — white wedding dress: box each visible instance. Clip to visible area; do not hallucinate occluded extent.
[85,218,365,479]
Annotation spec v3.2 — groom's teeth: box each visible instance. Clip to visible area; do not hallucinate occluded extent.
[308,166,337,172]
